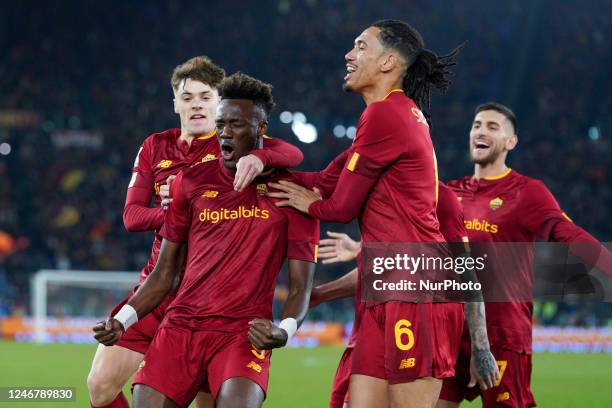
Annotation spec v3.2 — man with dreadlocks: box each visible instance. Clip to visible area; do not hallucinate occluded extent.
[267,19,495,407]
[93,73,319,408]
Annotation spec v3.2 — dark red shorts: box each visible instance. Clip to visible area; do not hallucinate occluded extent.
[110,288,175,355]
[133,326,271,408]
[351,302,463,384]
[329,347,353,408]
[439,339,536,407]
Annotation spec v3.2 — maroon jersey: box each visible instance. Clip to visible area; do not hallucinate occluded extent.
[309,90,443,244]
[124,129,303,282]
[346,182,467,348]
[159,158,319,332]
[447,168,601,353]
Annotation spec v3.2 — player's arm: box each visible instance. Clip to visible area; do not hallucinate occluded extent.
[234,136,304,191]
[310,267,357,308]
[248,259,316,350]
[94,172,191,346]
[521,180,612,276]
[292,149,351,198]
[93,239,184,346]
[438,185,499,389]
[270,105,400,221]
[123,139,165,231]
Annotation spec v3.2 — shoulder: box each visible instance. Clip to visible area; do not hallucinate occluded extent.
[145,128,181,147]
[446,176,471,190]
[178,160,219,193]
[437,182,462,216]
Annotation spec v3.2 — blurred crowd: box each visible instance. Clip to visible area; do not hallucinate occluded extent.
[0,0,610,324]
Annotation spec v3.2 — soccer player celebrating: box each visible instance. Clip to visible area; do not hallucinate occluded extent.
[268,19,469,408]
[311,182,499,408]
[87,58,303,408]
[93,73,318,408]
[437,102,612,408]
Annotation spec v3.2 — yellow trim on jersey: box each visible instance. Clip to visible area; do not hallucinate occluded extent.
[483,167,512,181]
[313,244,319,262]
[262,134,272,139]
[384,88,404,100]
[433,150,439,207]
[347,152,360,172]
[197,129,217,140]
[561,212,573,223]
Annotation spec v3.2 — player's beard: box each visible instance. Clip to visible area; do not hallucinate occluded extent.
[342,81,354,92]
[470,146,503,166]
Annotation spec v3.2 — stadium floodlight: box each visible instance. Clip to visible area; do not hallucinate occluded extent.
[30,269,138,343]
[346,126,357,140]
[292,112,306,124]
[291,121,318,144]
[333,125,346,138]
[279,111,293,124]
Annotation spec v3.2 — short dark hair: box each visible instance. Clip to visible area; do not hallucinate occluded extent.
[371,19,463,113]
[171,56,225,91]
[475,102,518,134]
[218,72,275,118]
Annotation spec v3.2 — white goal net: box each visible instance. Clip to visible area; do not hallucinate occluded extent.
[29,269,139,343]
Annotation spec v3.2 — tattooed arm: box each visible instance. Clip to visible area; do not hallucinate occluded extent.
[452,244,500,390]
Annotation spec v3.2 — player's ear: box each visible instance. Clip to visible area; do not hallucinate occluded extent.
[173,97,179,114]
[257,119,269,136]
[506,133,518,151]
[379,52,396,73]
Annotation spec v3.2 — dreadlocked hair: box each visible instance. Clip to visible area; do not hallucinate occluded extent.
[372,19,464,112]
[218,72,276,118]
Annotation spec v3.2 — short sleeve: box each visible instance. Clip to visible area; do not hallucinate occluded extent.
[159,171,191,243]
[281,174,320,262]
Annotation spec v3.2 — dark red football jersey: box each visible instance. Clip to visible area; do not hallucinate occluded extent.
[309,90,443,243]
[124,129,303,282]
[159,159,319,332]
[346,182,467,349]
[447,168,598,353]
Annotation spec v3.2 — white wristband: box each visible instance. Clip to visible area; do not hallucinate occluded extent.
[278,318,298,340]
[113,304,138,331]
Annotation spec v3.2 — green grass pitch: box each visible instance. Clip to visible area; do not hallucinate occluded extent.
[0,340,610,407]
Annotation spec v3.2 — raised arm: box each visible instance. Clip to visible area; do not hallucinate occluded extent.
[310,267,358,308]
[521,180,612,276]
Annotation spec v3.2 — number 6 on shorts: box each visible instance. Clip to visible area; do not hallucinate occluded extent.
[394,319,415,351]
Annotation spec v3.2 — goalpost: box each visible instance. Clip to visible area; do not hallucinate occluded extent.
[30,269,139,343]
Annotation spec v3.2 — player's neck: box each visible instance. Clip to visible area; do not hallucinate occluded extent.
[179,130,194,146]
[362,80,403,105]
[474,160,509,180]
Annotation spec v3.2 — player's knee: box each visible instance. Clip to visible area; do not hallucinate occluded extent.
[215,378,264,408]
[87,369,122,405]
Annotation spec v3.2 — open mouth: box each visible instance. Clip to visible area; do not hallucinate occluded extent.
[474,141,490,152]
[344,64,357,81]
[190,114,206,121]
[220,143,235,161]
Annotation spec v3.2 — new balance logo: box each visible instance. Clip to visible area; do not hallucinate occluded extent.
[202,190,219,199]
[157,160,172,168]
[496,392,510,402]
[247,361,262,373]
[399,358,416,369]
